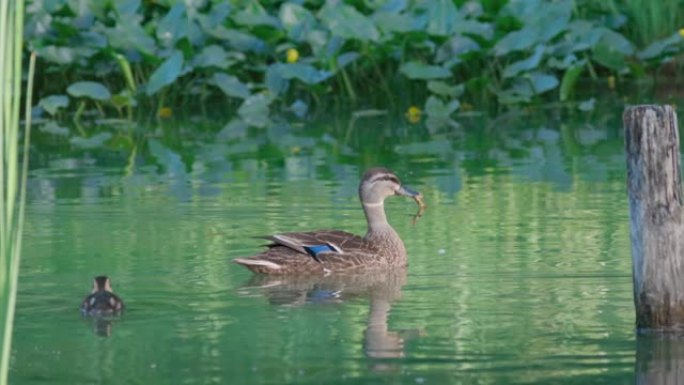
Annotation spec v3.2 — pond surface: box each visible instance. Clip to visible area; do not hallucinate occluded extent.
[8,105,664,384]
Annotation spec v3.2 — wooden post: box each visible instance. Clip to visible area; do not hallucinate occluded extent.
[624,105,684,331]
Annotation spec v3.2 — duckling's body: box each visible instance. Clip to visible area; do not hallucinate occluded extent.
[233,168,423,275]
[80,276,124,316]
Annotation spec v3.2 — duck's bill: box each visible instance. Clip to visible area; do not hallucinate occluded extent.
[396,185,420,198]
[397,185,427,225]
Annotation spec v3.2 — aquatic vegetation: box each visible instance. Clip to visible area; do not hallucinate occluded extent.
[1,0,34,383]
[24,0,684,131]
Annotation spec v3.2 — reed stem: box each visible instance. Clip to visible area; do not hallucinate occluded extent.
[0,2,31,384]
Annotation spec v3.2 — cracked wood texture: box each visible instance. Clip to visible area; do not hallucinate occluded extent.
[624,105,684,332]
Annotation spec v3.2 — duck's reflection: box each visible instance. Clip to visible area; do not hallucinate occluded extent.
[239,268,421,364]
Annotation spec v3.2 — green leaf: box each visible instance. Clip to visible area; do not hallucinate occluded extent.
[501,72,559,103]
[427,81,464,98]
[494,26,541,56]
[67,81,111,101]
[319,2,380,42]
[436,36,481,63]
[279,3,316,41]
[537,1,572,41]
[35,46,77,65]
[599,29,634,55]
[502,44,545,78]
[273,63,332,84]
[592,42,626,71]
[372,11,418,34]
[206,27,266,53]
[146,51,184,96]
[265,65,290,95]
[425,96,460,118]
[638,32,683,60]
[421,0,460,36]
[559,64,584,101]
[192,45,231,69]
[400,61,451,79]
[233,2,280,27]
[104,17,156,55]
[157,3,187,47]
[527,72,559,94]
[211,73,251,99]
[38,95,69,115]
[238,93,274,128]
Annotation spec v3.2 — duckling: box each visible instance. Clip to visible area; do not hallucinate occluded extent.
[80,276,124,316]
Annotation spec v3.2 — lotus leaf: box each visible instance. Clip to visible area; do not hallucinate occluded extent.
[39,95,69,115]
[503,45,545,78]
[146,51,184,96]
[319,2,380,42]
[67,81,111,101]
[211,73,251,99]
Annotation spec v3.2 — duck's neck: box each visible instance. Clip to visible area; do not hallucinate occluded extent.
[362,201,389,232]
[361,201,407,265]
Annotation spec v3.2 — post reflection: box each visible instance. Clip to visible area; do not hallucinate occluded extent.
[239,268,421,366]
[636,333,684,385]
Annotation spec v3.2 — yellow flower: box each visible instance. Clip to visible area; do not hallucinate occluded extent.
[607,75,616,90]
[405,105,422,123]
[679,28,684,37]
[286,48,299,63]
[157,107,172,118]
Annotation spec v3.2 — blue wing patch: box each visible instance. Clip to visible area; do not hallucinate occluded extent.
[303,244,336,262]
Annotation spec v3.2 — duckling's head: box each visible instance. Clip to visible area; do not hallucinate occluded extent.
[359,168,420,205]
[92,276,113,293]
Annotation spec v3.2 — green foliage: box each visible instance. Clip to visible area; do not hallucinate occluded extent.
[67,81,111,101]
[23,0,684,129]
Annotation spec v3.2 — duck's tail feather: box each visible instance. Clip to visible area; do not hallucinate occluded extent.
[233,258,283,274]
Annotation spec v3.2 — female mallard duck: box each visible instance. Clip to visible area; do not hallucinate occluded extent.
[233,168,425,275]
[80,276,125,316]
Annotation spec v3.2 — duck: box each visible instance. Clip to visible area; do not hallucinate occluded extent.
[233,168,425,275]
[80,276,125,316]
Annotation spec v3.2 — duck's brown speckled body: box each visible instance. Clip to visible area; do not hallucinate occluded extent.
[80,276,124,316]
[233,168,422,275]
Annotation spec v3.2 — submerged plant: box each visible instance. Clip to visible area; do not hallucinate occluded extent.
[0,1,34,383]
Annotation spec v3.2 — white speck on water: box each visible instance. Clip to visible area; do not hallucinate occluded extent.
[150,363,157,369]
[438,249,446,254]
[415,377,426,384]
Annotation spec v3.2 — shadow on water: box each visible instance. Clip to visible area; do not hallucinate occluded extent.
[238,268,423,370]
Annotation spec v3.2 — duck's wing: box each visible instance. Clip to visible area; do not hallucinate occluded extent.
[234,230,377,274]
[265,230,376,260]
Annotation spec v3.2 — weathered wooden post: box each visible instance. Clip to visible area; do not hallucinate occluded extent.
[624,105,684,331]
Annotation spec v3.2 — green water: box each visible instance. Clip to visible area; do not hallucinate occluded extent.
[10,108,648,384]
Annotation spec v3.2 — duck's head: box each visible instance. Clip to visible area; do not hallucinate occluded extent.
[358,168,421,205]
[92,276,113,293]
